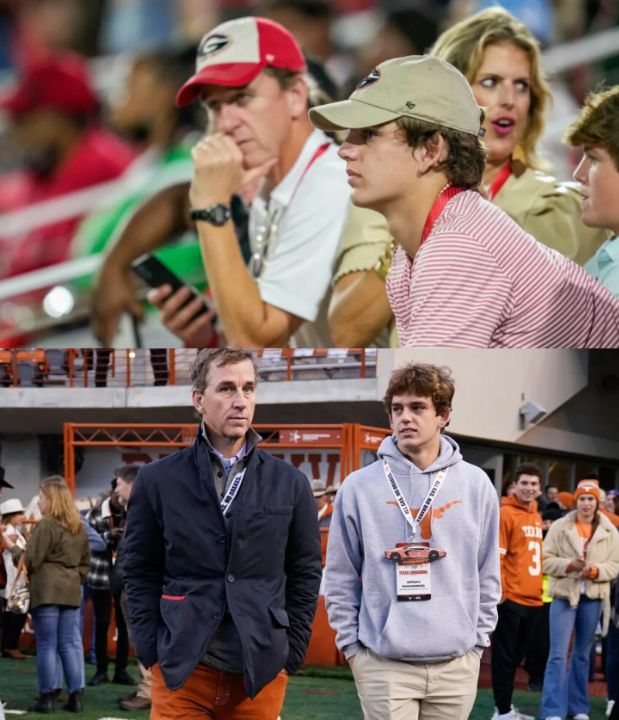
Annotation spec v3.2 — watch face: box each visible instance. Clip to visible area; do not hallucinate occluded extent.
[212,204,229,225]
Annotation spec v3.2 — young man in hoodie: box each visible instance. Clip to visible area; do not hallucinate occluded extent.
[491,463,544,720]
[325,362,501,719]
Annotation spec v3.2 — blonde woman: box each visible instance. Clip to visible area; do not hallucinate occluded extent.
[3,479,90,713]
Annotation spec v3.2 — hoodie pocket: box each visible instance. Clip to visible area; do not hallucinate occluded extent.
[377,593,477,660]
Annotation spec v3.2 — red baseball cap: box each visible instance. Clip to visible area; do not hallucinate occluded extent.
[0,54,99,117]
[176,16,306,108]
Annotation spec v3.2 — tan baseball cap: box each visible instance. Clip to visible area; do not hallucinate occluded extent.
[309,55,484,137]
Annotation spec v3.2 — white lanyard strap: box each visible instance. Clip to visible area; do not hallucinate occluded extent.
[220,468,247,515]
[383,460,449,540]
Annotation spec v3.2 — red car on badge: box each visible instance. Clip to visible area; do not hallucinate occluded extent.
[384,544,446,564]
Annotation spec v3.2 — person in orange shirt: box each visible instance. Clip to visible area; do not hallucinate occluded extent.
[491,463,544,720]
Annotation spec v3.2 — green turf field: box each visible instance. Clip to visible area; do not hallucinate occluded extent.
[0,658,610,719]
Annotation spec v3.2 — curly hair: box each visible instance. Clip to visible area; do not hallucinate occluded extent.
[430,7,551,170]
[383,362,455,419]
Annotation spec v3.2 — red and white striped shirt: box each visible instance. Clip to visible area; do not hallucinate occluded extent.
[386,190,619,347]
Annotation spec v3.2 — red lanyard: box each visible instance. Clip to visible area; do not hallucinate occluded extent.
[420,185,466,246]
[290,142,331,202]
[486,161,512,201]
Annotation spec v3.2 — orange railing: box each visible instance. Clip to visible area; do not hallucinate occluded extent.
[0,348,377,389]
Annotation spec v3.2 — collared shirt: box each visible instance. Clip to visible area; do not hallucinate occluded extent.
[200,424,261,501]
[387,190,619,347]
[249,128,349,333]
[199,424,261,675]
[584,235,619,298]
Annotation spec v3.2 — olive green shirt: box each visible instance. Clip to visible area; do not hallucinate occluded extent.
[25,517,90,609]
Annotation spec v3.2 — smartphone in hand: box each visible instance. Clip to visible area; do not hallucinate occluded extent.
[131,253,212,319]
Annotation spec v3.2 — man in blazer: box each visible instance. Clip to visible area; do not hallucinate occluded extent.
[123,348,322,719]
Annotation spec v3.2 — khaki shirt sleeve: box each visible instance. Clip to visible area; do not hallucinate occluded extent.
[332,204,393,285]
[497,171,611,266]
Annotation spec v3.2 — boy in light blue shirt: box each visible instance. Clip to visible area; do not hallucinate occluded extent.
[566,86,619,297]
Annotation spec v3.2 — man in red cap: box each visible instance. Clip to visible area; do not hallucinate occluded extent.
[0,53,136,278]
[148,16,350,347]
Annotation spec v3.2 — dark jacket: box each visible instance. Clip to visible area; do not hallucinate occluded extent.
[122,430,322,697]
[25,517,90,609]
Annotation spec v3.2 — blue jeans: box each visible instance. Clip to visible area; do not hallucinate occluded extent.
[539,596,602,719]
[31,605,83,694]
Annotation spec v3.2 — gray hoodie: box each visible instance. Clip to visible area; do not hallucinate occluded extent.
[325,434,500,662]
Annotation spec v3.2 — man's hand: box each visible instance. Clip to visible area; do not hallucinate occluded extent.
[189,134,276,208]
[92,264,143,346]
[148,285,217,347]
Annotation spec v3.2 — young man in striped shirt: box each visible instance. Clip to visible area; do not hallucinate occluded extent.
[309,55,619,347]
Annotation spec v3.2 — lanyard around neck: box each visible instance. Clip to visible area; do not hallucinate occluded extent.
[219,468,247,515]
[420,185,466,247]
[250,142,331,278]
[486,161,512,201]
[383,459,449,541]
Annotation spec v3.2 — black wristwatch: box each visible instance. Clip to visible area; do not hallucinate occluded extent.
[190,203,231,226]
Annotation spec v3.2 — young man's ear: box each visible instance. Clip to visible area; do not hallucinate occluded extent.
[415,132,449,173]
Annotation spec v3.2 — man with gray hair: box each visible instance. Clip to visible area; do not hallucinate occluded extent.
[123,348,322,718]
[148,16,350,347]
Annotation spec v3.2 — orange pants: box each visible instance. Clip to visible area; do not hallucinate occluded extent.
[151,663,288,719]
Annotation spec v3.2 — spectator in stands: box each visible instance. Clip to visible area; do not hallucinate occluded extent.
[86,475,134,688]
[0,467,12,718]
[106,465,151,713]
[0,498,28,660]
[538,484,559,512]
[311,52,619,347]
[79,46,203,340]
[565,86,619,298]
[324,362,501,718]
[148,17,350,348]
[123,348,322,718]
[2,479,90,713]
[539,478,619,720]
[0,52,136,279]
[90,46,341,348]
[556,491,574,511]
[259,0,334,62]
[491,463,544,720]
[326,7,612,347]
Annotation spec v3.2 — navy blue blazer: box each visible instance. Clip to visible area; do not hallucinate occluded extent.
[122,429,322,697]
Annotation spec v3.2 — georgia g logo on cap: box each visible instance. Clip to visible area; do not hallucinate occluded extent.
[198,33,230,61]
[356,68,381,91]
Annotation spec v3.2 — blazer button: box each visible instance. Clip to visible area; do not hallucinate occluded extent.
[217,535,225,544]
[227,574,235,583]
[212,612,221,620]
